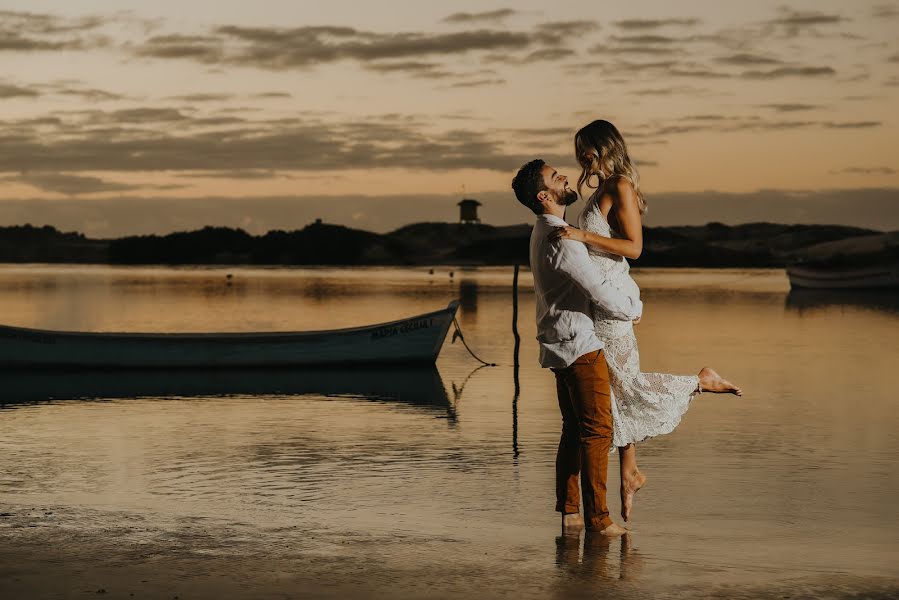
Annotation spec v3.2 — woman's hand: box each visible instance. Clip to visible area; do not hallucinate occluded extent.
[547,226,586,244]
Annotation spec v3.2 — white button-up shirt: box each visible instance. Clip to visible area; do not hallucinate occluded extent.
[530,214,643,368]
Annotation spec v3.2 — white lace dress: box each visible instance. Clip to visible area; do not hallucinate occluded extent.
[577,195,700,448]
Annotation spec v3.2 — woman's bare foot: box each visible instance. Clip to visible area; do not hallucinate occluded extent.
[620,470,647,522]
[698,367,743,396]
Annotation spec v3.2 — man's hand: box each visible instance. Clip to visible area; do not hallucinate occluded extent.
[547,226,585,244]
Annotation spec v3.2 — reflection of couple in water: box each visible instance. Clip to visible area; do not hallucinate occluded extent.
[513,120,742,537]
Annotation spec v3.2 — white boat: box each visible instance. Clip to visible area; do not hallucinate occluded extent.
[786,232,899,289]
[0,300,459,368]
[786,264,899,289]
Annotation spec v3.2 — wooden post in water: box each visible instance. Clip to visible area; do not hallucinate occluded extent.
[512,264,521,369]
[512,264,521,458]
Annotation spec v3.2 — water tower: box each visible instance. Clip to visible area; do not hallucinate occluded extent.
[458,199,482,224]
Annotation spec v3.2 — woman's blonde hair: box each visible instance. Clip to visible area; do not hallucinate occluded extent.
[574,120,647,214]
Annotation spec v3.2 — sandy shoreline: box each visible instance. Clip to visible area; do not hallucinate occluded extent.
[2,503,898,600]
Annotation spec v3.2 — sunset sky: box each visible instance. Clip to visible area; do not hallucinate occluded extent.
[0,0,897,235]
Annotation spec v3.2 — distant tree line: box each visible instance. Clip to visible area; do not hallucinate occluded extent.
[0,221,879,267]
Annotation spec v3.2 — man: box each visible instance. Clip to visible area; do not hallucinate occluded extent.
[512,159,642,536]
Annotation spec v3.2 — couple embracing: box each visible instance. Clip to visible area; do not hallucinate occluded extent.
[512,120,742,536]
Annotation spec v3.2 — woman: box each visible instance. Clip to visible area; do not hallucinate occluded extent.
[549,119,742,522]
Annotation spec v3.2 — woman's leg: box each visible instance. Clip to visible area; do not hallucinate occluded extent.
[618,443,646,522]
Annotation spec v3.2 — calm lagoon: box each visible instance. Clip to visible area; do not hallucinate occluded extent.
[1,265,897,599]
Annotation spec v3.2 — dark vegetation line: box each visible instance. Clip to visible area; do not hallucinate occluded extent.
[0,221,878,267]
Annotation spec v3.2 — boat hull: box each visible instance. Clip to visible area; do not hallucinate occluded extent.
[786,265,899,289]
[0,301,459,368]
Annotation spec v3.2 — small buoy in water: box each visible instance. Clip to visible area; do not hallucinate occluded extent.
[226,273,233,279]
[428,269,434,275]
[449,271,454,278]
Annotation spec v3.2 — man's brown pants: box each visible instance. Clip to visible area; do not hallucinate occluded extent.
[552,349,613,530]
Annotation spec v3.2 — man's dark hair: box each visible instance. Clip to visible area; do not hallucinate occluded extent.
[512,159,547,215]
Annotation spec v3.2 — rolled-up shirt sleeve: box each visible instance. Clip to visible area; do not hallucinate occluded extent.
[550,239,643,321]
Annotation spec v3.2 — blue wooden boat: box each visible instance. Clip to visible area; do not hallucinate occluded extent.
[0,300,459,368]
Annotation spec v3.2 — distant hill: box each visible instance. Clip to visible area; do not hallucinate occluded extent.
[0,221,882,267]
[636,222,877,268]
[0,224,107,263]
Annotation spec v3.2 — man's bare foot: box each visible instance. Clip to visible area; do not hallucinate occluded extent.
[595,522,628,537]
[620,470,647,522]
[561,512,584,533]
[698,367,743,396]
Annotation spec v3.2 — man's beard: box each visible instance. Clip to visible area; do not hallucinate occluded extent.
[559,189,578,206]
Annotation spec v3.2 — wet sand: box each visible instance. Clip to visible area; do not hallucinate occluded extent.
[3,504,898,600]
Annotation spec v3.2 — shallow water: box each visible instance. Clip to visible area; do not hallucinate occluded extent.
[1,265,897,598]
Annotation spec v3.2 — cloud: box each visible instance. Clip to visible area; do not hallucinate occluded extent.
[522,47,576,62]
[589,32,689,57]
[829,167,896,175]
[134,33,224,61]
[715,53,782,66]
[253,92,292,99]
[0,110,563,174]
[0,10,104,34]
[589,43,678,56]
[764,9,846,28]
[0,83,39,98]
[7,106,875,177]
[366,61,455,79]
[160,26,531,68]
[760,103,821,112]
[181,169,290,180]
[610,34,680,44]
[823,121,880,129]
[872,4,899,18]
[613,18,701,30]
[569,59,730,79]
[168,93,235,102]
[577,60,677,72]
[104,108,191,122]
[741,66,835,79]
[888,52,899,63]
[10,172,146,195]
[631,116,882,141]
[128,19,599,75]
[668,67,731,78]
[447,78,506,88]
[632,85,710,96]
[535,20,600,39]
[442,9,518,24]
[0,9,109,52]
[13,80,126,101]
[52,86,124,101]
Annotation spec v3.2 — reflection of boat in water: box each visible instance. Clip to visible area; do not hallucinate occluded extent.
[0,366,452,413]
[0,301,458,368]
[785,288,899,314]
[786,232,899,289]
